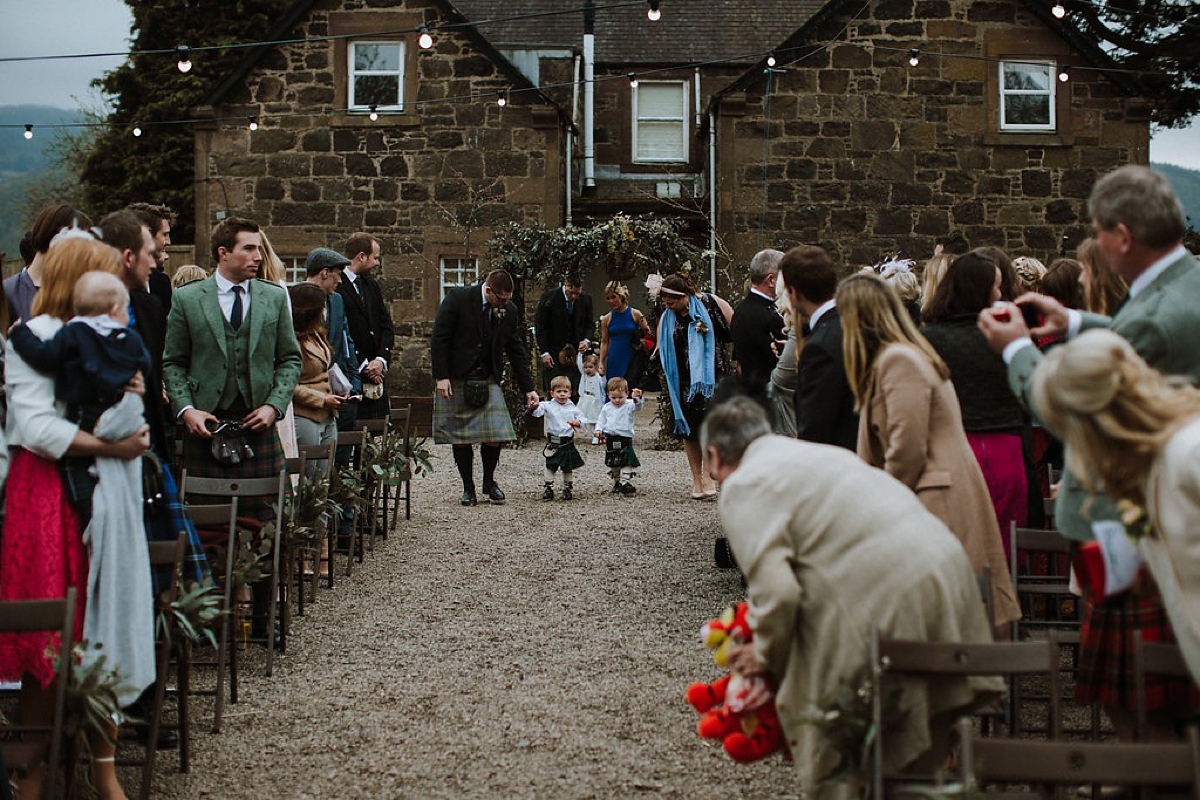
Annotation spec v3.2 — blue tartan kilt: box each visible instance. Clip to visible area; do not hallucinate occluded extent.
[146,462,214,595]
[179,425,286,521]
[433,381,516,444]
[543,439,585,472]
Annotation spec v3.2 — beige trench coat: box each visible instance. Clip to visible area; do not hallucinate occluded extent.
[720,436,1003,794]
[857,343,1020,625]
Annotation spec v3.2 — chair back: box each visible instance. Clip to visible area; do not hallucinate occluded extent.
[1135,632,1194,742]
[1010,523,1076,639]
[0,589,77,798]
[359,417,388,438]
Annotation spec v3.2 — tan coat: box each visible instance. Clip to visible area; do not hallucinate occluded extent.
[292,334,334,424]
[720,436,1002,793]
[857,343,1020,625]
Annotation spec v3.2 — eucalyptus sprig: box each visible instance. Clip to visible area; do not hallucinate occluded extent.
[158,580,224,649]
[53,641,131,742]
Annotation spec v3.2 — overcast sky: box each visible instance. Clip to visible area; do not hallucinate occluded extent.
[1,0,1197,169]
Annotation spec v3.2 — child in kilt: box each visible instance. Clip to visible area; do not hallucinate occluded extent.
[531,375,585,500]
[593,376,644,495]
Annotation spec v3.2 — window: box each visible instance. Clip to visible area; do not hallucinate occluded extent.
[440,257,479,299]
[632,81,688,163]
[281,256,306,286]
[349,41,405,111]
[999,60,1056,131]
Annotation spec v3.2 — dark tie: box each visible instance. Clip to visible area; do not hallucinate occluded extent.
[800,322,812,338]
[566,299,575,315]
[1112,292,1130,317]
[482,303,492,332]
[230,285,244,331]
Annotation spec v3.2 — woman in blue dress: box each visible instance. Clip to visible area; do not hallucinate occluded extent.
[599,281,651,389]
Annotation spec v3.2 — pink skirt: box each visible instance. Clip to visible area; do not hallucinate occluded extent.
[0,448,86,688]
[966,431,1028,561]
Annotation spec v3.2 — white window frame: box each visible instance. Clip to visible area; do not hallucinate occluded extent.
[999,60,1056,132]
[631,80,688,163]
[281,256,306,286]
[439,256,480,300]
[348,40,405,111]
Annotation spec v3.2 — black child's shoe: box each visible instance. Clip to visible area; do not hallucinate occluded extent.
[541,483,555,501]
[561,483,573,501]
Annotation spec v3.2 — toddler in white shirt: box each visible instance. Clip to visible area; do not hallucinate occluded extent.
[593,376,644,495]
[576,352,605,442]
[531,375,585,500]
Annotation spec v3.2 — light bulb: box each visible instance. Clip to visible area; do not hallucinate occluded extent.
[176,46,192,73]
[249,116,259,131]
[767,54,777,67]
[497,91,507,107]
[417,24,434,50]
[908,49,920,67]
[1058,67,1069,82]
[369,105,379,121]
[133,123,143,137]
[628,72,638,88]
[1052,2,1066,17]
[23,124,33,140]
[647,1,661,21]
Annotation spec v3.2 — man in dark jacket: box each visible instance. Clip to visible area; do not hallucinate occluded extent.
[535,280,593,395]
[336,232,394,420]
[730,248,785,398]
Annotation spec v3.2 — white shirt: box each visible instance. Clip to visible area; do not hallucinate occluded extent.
[214,271,252,322]
[343,266,361,294]
[808,298,836,330]
[594,397,643,438]
[531,399,582,437]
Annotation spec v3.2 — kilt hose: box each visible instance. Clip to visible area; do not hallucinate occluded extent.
[433,381,516,445]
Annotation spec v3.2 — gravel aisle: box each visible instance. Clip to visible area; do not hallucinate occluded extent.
[151,404,800,799]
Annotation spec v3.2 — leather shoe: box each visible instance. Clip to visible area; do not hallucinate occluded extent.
[136,725,179,750]
[460,490,478,506]
[482,483,506,504]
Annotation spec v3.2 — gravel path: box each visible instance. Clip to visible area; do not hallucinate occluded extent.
[147,403,801,799]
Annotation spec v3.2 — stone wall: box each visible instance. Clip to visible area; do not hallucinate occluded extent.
[194,0,565,394]
[714,0,1151,272]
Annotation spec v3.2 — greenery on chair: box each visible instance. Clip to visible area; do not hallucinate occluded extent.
[54,641,130,743]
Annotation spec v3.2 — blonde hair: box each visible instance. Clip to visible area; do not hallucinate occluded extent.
[258,229,286,284]
[1032,329,1200,507]
[920,254,953,313]
[604,281,629,302]
[73,271,129,317]
[882,267,921,305]
[607,376,629,394]
[32,237,122,321]
[1077,238,1128,316]
[172,264,208,288]
[1011,256,1048,293]
[582,353,600,367]
[549,375,572,392]
[838,272,949,410]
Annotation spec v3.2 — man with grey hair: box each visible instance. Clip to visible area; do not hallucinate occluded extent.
[729,248,785,397]
[980,164,1200,742]
[701,397,1000,791]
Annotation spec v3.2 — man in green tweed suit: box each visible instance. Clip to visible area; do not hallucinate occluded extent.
[980,164,1200,743]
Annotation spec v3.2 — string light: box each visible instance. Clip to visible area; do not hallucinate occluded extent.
[417,24,434,49]
[23,124,33,140]
[1052,1,1066,17]
[133,122,143,136]
[766,54,777,67]
[248,116,259,131]
[908,48,920,67]
[627,72,638,87]
[1058,66,1069,81]
[369,104,379,121]
[176,45,192,73]
[647,0,661,21]
[496,90,507,107]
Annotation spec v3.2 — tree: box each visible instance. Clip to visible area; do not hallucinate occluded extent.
[1068,0,1200,127]
[81,0,289,242]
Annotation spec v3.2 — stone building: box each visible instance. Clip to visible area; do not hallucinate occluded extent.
[194,0,1149,392]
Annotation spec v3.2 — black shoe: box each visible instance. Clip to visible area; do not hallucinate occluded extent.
[561,484,573,501]
[619,482,637,495]
[135,725,180,750]
[611,481,622,494]
[482,483,506,504]
[541,484,555,501]
[460,490,478,506]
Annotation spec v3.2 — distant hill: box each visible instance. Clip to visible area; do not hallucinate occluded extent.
[1153,162,1200,230]
[0,105,84,259]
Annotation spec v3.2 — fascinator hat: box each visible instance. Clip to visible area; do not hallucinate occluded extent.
[644,272,686,300]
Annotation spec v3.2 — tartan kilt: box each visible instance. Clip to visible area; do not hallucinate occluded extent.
[543,439,585,472]
[146,462,214,595]
[433,381,516,445]
[180,425,286,522]
[605,436,640,469]
[1076,589,1200,711]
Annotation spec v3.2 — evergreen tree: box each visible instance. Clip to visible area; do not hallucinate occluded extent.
[82,0,288,242]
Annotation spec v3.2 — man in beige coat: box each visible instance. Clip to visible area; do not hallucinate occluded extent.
[703,398,1000,793]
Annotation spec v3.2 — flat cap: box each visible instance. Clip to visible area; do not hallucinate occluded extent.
[305,247,351,272]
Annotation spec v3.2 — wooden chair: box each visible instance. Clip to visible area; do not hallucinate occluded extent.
[958,717,1200,799]
[1134,632,1196,742]
[334,430,368,577]
[180,501,238,733]
[386,404,413,526]
[297,441,338,593]
[359,417,389,553]
[871,631,1062,800]
[1010,523,1077,639]
[0,589,76,800]
[116,535,188,798]
[181,472,288,678]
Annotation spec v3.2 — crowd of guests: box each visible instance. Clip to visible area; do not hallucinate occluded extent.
[0,204,395,799]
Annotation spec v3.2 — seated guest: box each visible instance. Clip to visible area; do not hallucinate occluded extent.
[703,398,1002,791]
